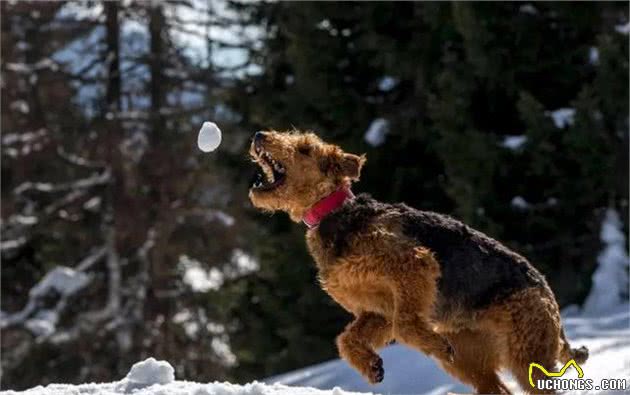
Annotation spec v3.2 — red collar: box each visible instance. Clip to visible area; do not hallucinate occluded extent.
[303,187,354,229]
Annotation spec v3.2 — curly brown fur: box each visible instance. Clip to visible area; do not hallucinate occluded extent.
[248,130,588,394]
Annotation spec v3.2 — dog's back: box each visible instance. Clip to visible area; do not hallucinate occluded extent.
[317,193,547,318]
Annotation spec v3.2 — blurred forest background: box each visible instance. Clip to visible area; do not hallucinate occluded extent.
[1,1,628,390]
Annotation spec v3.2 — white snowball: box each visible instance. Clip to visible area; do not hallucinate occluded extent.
[125,357,175,385]
[198,121,222,152]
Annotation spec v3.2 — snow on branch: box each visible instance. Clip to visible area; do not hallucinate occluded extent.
[0,248,106,336]
[57,146,106,169]
[4,59,60,75]
[14,170,111,196]
[1,189,96,259]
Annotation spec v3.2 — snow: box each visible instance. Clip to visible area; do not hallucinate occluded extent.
[519,4,538,15]
[615,22,630,35]
[180,255,224,292]
[268,305,630,395]
[118,358,174,391]
[1,266,90,337]
[31,267,90,298]
[211,336,238,367]
[589,47,599,65]
[3,357,368,395]
[364,119,389,147]
[502,135,528,150]
[6,296,630,395]
[179,251,258,293]
[10,100,30,114]
[198,122,222,152]
[582,209,629,315]
[206,210,236,227]
[231,249,259,275]
[269,344,470,395]
[548,108,576,129]
[559,303,630,395]
[5,382,366,395]
[24,311,57,337]
[377,76,398,92]
[55,2,104,23]
[510,196,530,210]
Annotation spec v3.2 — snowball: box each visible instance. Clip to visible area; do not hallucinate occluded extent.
[198,122,222,152]
[124,358,175,387]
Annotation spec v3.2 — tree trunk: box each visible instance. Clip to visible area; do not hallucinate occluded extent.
[149,4,165,137]
[105,1,121,111]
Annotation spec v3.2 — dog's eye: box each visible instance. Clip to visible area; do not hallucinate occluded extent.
[297,145,311,156]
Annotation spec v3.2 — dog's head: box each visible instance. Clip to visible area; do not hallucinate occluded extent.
[249,131,365,222]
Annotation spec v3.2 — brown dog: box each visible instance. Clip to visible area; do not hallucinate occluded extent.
[248,130,588,394]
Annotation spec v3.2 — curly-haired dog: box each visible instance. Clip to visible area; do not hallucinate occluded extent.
[248,131,588,394]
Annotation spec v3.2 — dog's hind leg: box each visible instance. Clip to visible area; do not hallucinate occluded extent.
[336,312,392,383]
[486,287,562,394]
[439,329,511,394]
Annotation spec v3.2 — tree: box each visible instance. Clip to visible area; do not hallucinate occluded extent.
[222,1,628,381]
[1,0,257,388]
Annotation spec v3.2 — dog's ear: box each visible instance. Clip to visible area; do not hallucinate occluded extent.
[319,152,366,180]
[339,153,365,180]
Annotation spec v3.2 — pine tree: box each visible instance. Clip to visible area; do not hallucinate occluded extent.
[223,1,628,380]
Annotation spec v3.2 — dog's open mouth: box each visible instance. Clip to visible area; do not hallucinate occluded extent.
[251,145,286,191]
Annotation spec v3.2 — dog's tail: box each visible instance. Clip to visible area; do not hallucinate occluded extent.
[559,326,589,364]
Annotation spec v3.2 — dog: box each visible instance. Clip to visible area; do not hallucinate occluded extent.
[248,130,588,394]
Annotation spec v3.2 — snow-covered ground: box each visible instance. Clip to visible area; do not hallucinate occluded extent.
[268,303,630,395]
[1,358,368,395]
[4,210,628,395]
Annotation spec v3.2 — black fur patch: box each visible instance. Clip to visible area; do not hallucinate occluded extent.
[318,194,546,312]
[318,194,386,257]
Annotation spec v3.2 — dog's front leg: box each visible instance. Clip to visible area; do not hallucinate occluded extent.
[390,247,454,364]
[336,312,392,384]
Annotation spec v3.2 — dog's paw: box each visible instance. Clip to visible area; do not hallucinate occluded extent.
[367,356,384,383]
